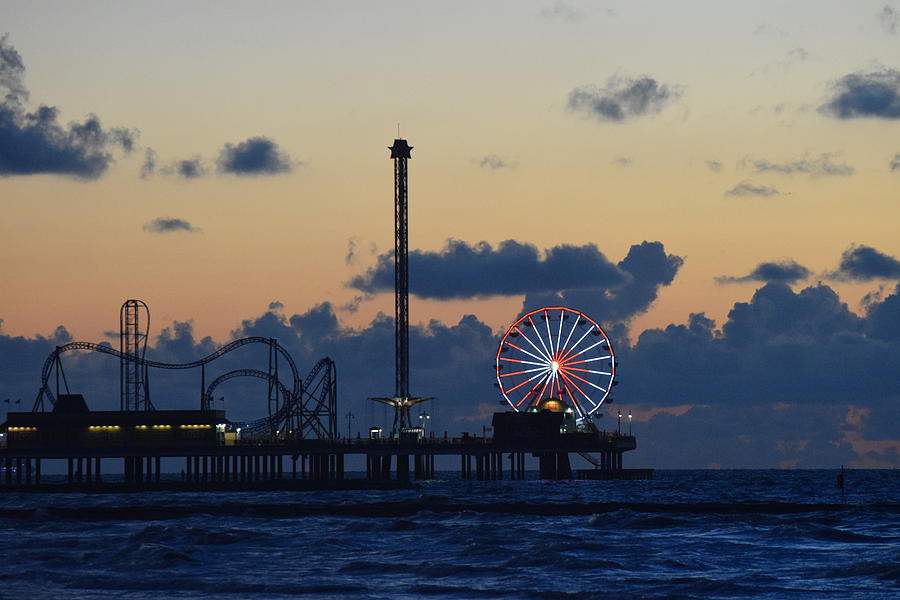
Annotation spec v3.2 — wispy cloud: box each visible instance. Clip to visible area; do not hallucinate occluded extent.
[748,153,855,177]
[540,1,585,22]
[475,155,515,170]
[878,5,898,35]
[164,157,206,179]
[725,181,779,197]
[717,260,810,284]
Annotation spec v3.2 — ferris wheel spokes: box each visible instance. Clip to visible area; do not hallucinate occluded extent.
[495,306,616,420]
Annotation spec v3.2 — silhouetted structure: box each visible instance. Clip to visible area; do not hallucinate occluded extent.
[120,299,151,411]
[372,138,432,437]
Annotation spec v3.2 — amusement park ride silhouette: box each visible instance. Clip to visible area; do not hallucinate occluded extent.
[33,299,336,441]
[0,136,642,488]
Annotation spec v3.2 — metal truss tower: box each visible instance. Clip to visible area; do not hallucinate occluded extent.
[372,138,432,434]
[391,138,412,403]
[119,299,152,411]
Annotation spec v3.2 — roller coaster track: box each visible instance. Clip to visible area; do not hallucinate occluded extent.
[202,369,296,437]
[299,357,336,440]
[34,337,300,411]
[201,357,336,440]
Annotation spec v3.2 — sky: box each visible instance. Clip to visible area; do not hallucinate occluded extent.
[2,1,900,468]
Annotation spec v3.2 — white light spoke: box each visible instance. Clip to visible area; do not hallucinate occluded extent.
[508,368,553,399]
[518,324,552,362]
[508,339,550,364]
[499,357,551,367]
[571,339,605,358]
[562,367,611,376]
[531,317,553,361]
[560,313,579,358]
[563,355,611,366]
[544,311,555,357]
[561,327,593,362]
[500,365,550,378]
[555,309,564,357]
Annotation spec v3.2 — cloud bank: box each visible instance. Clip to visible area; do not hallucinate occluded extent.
[4,275,900,468]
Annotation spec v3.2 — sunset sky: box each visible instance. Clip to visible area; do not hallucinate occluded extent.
[2,1,899,468]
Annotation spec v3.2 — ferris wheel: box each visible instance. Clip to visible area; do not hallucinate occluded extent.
[495,307,616,421]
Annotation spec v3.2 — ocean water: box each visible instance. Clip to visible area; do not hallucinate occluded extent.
[0,470,898,599]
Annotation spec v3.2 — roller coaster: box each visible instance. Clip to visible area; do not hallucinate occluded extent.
[32,300,336,440]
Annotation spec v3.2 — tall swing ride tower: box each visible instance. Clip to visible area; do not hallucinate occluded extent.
[372,138,432,435]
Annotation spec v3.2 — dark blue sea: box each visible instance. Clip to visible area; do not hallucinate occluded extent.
[1,470,898,599]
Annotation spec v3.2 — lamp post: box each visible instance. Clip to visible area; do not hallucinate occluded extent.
[345,411,355,440]
[419,412,431,436]
[628,411,632,435]
[617,411,621,434]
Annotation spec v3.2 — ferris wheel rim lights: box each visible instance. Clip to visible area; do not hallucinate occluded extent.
[495,306,616,420]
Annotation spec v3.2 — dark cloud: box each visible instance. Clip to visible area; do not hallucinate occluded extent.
[522,241,684,324]
[612,156,632,166]
[348,239,631,299]
[475,155,513,170]
[706,160,723,173]
[890,153,900,171]
[749,153,854,177]
[622,282,894,435]
[268,301,284,311]
[217,136,292,175]
[725,181,779,197]
[878,5,898,35]
[865,282,900,341]
[717,260,810,285]
[142,217,201,234]
[831,244,900,281]
[0,36,136,179]
[567,75,682,122]
[820,68,900,119]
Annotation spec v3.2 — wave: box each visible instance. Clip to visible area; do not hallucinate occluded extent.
[4,500,897,522]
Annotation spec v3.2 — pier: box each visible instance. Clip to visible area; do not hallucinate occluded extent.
[0,409,645,491]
